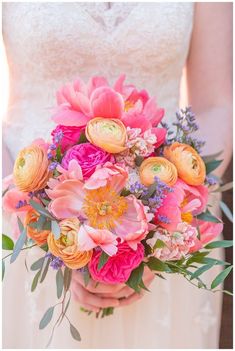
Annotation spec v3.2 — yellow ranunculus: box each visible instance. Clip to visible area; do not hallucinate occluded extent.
[163,142,206,186]
[139,157,178,187]
[47,218,92,269]
[13,145,51,192]
[85,117,127,153]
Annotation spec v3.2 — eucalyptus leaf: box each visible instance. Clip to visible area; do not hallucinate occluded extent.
[205,240,233,249]
[202,150,223,163]
[83,269,91,287]
[39,306,54,329]
[205,159,223,174]
[139,278,150,292]
[56,269,64,299]
[10,228,27,264]
[40,258,50,283]
[70,323,81,341]
[37,215,47,231]
[29,199,54,219]
[40,243,49,252]
[31,270,41,292]
[186,251,210,266]
[147,257,172,272]
[64,267,72,292]
[30,257,45,271]
[51,221,61,240]
[220,201,233,223]
[211,265,233,289]
[190,264,213,280]
[214,181,233,193]
[196,210,222,223]
[2,234,14,250]
[17,216,24,233]
[2,260,5,280]
[201,257,230,266]
[98,251,109,271]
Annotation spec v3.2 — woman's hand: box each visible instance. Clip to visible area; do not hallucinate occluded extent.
[71,266,155,313]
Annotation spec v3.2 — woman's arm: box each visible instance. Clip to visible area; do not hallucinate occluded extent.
[186,3,232,178]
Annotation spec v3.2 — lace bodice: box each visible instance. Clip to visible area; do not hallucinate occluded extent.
[3,2,194,159]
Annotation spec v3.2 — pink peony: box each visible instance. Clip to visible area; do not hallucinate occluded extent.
[88,242,144,284]
[61,143,113,179]
[189,219,223,252]
[51,125,84,152]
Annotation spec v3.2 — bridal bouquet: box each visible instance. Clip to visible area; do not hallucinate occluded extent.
[2,74,233,344]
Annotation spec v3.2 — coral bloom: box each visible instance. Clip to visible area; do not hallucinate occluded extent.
[155,179,208,231]
[190,219,223,252]
[47,218,92,269]
[46,163,151,251]
[164,142,206,186]
[24,209,50,245]
[139,157,178,187]
[86,117,127,154]
[13,145,51,192]
[88,242,144,284]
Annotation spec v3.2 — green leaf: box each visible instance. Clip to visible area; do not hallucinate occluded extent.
[126,262,144,292]
[29,200,54,219]
[147,257,172,272]
[139,279,150,292]
[51,221,61,240]
[186,251,210,265]
[205,159,223,174]
[40,258,50,283]
[2,261,5,280]
[10,228,27,263]
[2,234,14,250]
[40,243,49,252]
[31,270,41,292]
[30,257,45,271]
[135,155,144,167]
[70,323,81,341]
[205,240,233,249]
[190,264,214,280]
[56,145,62,162]
[196,210,222,223]
[56,269,64,299]
[220,201,233,223]
[39,306,54,329]
[37,215,47,231]
[64,266,72,292]
[202,150,223,163]
[211,265,233,289]
[201,257,230,266]
[153,239,166,250]
[155,273,166,280]
[98,251,109,271]
[214,181,233,193]
[78,132,88,144]
[83,269,91,287]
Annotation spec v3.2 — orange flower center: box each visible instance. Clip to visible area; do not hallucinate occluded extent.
[180,198,193,224]
[124,100,135,112]
[83,185,128,230]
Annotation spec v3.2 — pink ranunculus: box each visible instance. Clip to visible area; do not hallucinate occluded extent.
[61,143,113,179]
[88,242,144,284]
[51,125,84,152]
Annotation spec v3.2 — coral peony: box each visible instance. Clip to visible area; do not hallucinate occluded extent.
[25,209,50,245]
[47,218,92,269]
[51,125,84,152]
[61,143,113,179]
[86,117,127,154]
[139,157,178,187]
[164,142,206,186]
[88,242,144,284]
[13,145,51,192]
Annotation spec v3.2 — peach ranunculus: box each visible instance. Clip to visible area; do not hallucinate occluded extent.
[47,218,93,269]
[24,209,50,246]
[85,117,127,154]
[163,142,206,186]
[139,157,178,187]
[13,145,51,192]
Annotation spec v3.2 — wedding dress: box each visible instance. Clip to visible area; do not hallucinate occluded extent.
[2,2,223,348]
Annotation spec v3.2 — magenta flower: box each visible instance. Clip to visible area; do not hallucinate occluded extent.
[61,143,113,179]
[88,242,144,284]
[51,125,84,152]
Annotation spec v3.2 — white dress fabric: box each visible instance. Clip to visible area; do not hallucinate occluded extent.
[2,2,223,349]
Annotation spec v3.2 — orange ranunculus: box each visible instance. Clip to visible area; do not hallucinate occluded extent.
[13,145,51,192]
[25,209,50,245]
[47,218,92,269]
[85,117,127,153]
[139,157,178,187]
[163,142,206,186]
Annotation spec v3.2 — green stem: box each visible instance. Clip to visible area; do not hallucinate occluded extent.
[2,244,37,261]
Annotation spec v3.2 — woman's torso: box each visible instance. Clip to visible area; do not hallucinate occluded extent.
[3,2,194,159]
